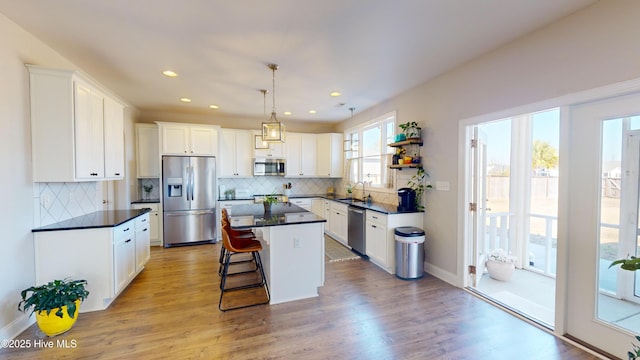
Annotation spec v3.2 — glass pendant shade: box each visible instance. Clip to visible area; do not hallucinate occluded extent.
[262,112,286,142]
[261,63,285,143]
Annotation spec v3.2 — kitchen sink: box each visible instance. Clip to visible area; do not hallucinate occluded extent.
[335,198,367,205]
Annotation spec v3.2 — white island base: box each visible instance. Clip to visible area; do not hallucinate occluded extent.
[256,222,325,304]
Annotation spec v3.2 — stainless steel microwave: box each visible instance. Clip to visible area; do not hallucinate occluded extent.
[253,158,285,176]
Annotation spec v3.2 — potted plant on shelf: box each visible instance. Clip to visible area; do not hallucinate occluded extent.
[398,121,421,140]
[406,167,432,210]
[485,249,516,281]
[18,279,89,336]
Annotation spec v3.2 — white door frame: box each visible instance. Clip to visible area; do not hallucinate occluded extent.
[458,77,640,348]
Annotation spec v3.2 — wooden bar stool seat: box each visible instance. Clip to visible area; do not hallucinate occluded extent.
[218,208,255,269]
[219,228,270,311]
[218,215,258,276]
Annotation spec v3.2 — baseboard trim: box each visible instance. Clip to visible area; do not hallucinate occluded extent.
[0,314,34,340]
[424,262,459,287]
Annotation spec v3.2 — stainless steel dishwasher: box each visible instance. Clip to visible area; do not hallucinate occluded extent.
[348,206,366,256]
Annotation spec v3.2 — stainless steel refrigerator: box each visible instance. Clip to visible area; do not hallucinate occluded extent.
[162,155,216,247]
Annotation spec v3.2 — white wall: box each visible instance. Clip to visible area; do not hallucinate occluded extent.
[0,12,86,339]
[338,0,640,283]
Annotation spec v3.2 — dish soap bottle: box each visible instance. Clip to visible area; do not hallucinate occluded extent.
[367,194,372,204]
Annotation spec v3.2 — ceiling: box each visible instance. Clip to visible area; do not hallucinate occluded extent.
[0,0,596,123]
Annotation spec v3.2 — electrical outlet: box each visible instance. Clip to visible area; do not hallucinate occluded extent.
[293,238,301,248]
[436,181,450,191]
[41,194,50,208]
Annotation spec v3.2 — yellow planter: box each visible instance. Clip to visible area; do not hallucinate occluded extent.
[35,300,81,336]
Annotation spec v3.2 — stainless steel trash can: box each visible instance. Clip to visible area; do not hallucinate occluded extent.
[394,227,425,279]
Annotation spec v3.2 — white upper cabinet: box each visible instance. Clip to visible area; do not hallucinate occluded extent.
[157,122,218,156]
[316,133,343,178]
[135,124,160,178]
[27,65,125,182]
[103,97,125,179]
[219,129,253,177]
[285,132,317,178]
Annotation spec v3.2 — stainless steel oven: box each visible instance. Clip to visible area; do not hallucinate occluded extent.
[253,158,285,176]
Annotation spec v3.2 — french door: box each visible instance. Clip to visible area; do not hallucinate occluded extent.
[566,92,640,357]
[469,127,488,287]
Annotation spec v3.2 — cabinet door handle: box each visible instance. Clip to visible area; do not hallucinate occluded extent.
[371,225,377,228]
[125,239,132,243]
[143,228,148,232]
[123,227,130,232]
[372,216,378,219]
[114,173,121,176]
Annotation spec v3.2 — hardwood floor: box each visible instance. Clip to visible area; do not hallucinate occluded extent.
[3,243,598,359]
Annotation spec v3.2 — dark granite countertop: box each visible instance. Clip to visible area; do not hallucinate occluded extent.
[218,193,422,215]
[131,198,160,204]
[32,209,151,232]
[228,203,326,229]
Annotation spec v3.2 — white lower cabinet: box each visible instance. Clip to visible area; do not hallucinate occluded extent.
[327,201,349,246]
[33,213,150,312]
[311,198,324,217]
[134,213,151,271]
[114,223,136,294]
[365,211,423,274]
[323,200,333,234]
[289,198,312,211]
[132,203,160,246]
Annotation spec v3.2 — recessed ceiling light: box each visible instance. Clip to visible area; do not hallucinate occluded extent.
[180,97,192,103]
[209,104,219,109]
[308,110,317,114]
[283,111,292,116]
[163,70,178,77]
[330,91,341,97]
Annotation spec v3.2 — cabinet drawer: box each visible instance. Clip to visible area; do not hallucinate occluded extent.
[290,198,311,206]
[134,213,150,230]
[132,203,159,212]
[114,221,135,241]
[366,211,387,225]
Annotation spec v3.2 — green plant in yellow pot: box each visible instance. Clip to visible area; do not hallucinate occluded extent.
[18,279,89,336]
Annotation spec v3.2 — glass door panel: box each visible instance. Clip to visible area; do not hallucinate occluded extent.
[566,92,640,358]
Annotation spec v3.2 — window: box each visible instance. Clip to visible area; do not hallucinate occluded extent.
[345,111,396,189]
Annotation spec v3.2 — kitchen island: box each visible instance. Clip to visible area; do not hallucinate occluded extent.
[228,203,326,304]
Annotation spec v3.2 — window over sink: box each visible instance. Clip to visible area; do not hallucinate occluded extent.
[345,111,396,190]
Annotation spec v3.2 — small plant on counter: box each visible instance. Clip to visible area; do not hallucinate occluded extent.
[143,184,153,199]
[406,167,432,210]
[263,194,279,205]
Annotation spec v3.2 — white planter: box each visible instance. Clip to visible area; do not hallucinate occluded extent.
[486,259,515,281]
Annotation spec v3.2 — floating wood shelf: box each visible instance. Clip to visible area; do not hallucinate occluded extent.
[389,163,422,169]
[388,139,423,147]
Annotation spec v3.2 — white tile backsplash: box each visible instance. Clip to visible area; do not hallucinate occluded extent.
[218,177,337,198]
[36,182,101,226]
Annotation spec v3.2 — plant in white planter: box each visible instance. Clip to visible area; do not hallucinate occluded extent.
[486,248,516,281]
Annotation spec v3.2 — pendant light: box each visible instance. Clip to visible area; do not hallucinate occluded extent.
[262,63,286,142]
[255,89,270,149]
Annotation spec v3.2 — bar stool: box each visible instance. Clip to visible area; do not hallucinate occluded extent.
[219,209,254,265]
[218,211,257,276]
[219,227,270,311]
